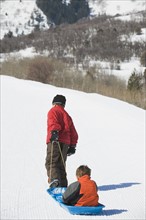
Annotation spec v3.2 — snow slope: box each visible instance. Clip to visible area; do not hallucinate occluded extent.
[1,25,145,81]
[89,0,145,16]
[0,0,145,82]
[1,75,145,219]
[0,0,49,39]
[0,0,145,39]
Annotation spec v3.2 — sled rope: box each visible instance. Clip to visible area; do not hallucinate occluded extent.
[57,142,66,170]
[49,142,54,181]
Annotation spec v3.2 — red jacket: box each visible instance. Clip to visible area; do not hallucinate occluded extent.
[46,105,78,145]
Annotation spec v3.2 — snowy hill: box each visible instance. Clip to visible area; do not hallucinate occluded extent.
[1,75,145,219]
[0,0,145,39]
[0,0,49,39]
[0,0,145,82]
[89,0,145,17]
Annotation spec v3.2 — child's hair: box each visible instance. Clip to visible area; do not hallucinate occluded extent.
[76,165,91,177]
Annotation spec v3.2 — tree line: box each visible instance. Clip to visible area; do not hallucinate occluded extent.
[36,0,90,25]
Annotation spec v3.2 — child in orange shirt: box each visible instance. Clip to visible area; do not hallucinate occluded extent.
[62,165,99,206]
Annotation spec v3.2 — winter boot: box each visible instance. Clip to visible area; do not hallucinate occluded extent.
[49,179,59,188]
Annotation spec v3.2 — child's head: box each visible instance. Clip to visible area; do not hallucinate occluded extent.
[76,165,91,178]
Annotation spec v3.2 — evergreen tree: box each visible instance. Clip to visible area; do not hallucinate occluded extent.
[36,0,65,24]
[127,69,143,91]
[143,69,146,88]
[36,0,90,25]
[140,51,146,67]
[68,0,90,23]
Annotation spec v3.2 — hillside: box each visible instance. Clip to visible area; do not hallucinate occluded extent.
[1,75,145,219]
[89,0,145,16]
[1,10,145,67]
[0,0,49,39]
[0,0,145,39]
[1,0,145,69]
[1,0,146,110]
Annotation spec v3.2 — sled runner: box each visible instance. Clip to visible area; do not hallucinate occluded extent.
[47,187,105,215]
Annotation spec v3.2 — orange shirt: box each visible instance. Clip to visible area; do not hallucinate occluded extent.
[75,175,99,206]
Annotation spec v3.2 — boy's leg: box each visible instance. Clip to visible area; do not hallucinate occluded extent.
[59,143,69,187]
[45,142,61,184]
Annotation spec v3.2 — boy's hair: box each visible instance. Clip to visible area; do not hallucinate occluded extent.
[76,165,91,177]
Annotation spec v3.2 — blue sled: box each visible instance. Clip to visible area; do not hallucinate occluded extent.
[47,187,105,215]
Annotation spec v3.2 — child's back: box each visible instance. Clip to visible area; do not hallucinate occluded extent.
[63,165,99,206]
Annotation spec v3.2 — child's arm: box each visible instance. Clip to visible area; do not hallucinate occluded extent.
[62,181,82,205]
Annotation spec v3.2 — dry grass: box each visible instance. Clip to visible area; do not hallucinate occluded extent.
[1,56,145,109]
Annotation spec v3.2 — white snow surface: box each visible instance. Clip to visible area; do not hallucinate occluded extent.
[0,0,49,39]
[0,0,145,82]
[1,75,145,219]
[89,0,145,16]
[0,0,145,39]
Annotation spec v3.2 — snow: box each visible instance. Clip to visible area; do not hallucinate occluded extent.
[88,27,146,82]
[95,56,145,82]
[0,0,145,81]
[0,0,49,39]
[1,75,145,219]
[1,24,145,81]
[89,0,145,16]
[0,0,145,39]
[0,4,146,218]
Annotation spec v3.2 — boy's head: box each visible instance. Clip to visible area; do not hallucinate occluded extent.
[76,165,91,178]
[52,95,66,107]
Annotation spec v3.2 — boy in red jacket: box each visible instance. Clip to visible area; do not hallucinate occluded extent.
[45,95,78,188]
[62,165,99,206]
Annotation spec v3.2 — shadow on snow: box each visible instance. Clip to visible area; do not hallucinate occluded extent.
[97,182,140,216]
[98,182,141,191]
[102,209,127,216]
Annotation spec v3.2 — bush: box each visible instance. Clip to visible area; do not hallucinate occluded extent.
[1,56,145,109]
[1,58,31,79]
[27,56,55,83]
[126,69,145,109]
[127,69,143,91]
[140,51,146,67]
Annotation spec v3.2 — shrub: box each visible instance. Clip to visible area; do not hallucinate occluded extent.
[27,56,54,83]
[1,58,31,79]
[140,51,146,67]
[135,27,142,35]
[1,56,145,109]
[127,69,143,91]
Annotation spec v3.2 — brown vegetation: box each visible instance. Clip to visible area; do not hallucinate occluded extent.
[1,13,146,109]
[1,56,145,109]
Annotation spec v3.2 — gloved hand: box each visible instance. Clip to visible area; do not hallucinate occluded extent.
[50,130,59,142]
[67,145,76,156]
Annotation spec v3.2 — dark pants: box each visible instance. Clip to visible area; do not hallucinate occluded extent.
[45,142,69,187]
